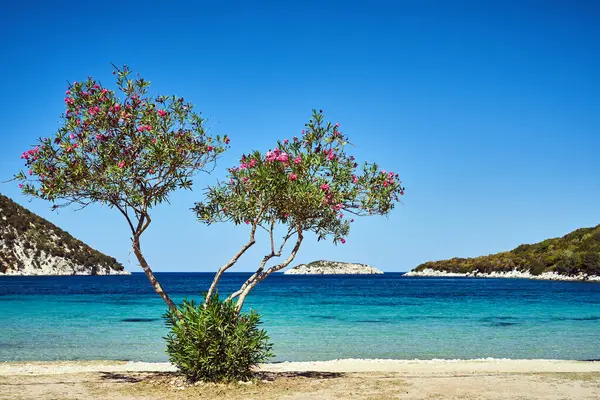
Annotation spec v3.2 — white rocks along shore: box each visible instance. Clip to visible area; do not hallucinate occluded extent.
[404,268,600,282]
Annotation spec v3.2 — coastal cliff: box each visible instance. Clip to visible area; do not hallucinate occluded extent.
[0,194,128,276]
[284,260,383,275]
[405,224,600,282]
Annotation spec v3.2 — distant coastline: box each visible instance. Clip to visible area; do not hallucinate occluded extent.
[404,268,600,282]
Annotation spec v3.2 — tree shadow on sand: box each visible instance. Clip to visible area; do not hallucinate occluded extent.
[99,370,344,385]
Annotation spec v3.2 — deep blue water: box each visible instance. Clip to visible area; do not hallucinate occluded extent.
[1,273,599,362]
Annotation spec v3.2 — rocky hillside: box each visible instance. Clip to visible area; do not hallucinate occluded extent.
[407,224,600,280]
[0,193,128,275]
[284,260,383,275]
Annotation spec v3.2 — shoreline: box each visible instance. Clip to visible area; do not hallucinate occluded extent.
[2,358,600,375]
[404,268,600,282]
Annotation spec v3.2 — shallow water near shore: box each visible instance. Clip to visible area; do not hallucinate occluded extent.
[0,273,599,362]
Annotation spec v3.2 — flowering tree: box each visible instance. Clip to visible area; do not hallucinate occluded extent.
[16,66,228,314]
[194,110,404,312]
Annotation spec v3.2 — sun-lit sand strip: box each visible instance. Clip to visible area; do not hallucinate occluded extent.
[2,358,599,376]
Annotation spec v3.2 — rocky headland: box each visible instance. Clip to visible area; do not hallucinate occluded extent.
[0,194,128,276]
[405,224,600,282]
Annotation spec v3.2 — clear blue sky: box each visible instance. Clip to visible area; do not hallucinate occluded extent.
[1,1,599,272]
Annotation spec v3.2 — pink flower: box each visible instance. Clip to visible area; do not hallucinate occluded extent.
[340,238,346,244]
[207,146,213,152]
[276,152,288,162]
[118,161,125,169]
[93,84,100,89]
[284,139,289,144]
[243,177,249,183]
[70,134,75,139]
[152,138,157,144]
[352,175,359,184]
[328,152,335,161]
[157,109,167,117]
[18,184,23,189]
[137,126,144,132]
[248,159,257,168]
[28,170,32,175]
[293,156,302,164]
[65,97,74,104]
[245,220,250,225]
[335,123,340,127]
[265,151,276,162]
[65,90,71,95]
[320,183,329,192]
[289,173,297,181]
[225,138,230,144]
[113,104,121,112]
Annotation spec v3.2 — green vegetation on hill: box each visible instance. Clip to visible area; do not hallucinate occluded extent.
[415,225,600,277]
[0,193,124,274]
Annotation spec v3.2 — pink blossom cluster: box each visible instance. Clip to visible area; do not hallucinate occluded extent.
[323,149,335,160]
[137,125,153,132]
[265,148,289,163]
[21,146,39,160]
[381,171,399,188]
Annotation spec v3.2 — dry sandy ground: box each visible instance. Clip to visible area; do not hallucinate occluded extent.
[1,359,599,400]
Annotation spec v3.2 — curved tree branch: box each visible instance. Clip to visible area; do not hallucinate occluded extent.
[234,228,303,313]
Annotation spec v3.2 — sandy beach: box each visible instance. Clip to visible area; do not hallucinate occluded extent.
[1,359,599,400]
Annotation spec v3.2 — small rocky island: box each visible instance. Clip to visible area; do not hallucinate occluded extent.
[284,260,383,275]
[0,194,128,276]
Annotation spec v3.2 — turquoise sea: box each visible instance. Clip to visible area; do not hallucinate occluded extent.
[1,273,599,362]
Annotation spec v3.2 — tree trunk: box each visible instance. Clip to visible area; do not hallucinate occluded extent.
[204,237,255,306]
[235,231,303,313]
[132,237,179,315]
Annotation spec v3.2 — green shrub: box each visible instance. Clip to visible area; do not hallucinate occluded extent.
[164,296,273,382]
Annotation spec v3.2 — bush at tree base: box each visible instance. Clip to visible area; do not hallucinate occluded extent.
[164,295,273,382]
